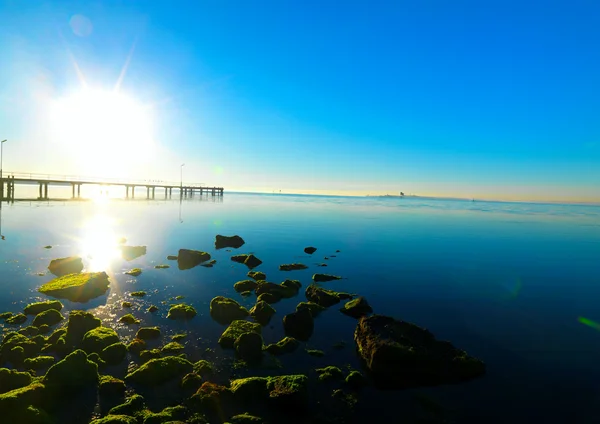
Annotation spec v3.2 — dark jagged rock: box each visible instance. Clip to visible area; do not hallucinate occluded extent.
[31,309,64,327]
[312,273,342,282]
[283,308,314,341]
[233,280,258,293]
[218,320,261,349]
[235,332,263,363]
[65,310,101,344]
[136,327,161,340]
[120,245,147,261]
[279,263,308,271]
[23,300,63,315]
[177,249,211,270]
[215,235,245,249]
[247,271,266,280]
[48,256,83,277]
[82,327,120,353]
[249,301,276,325]
[264,337,299,355]
[43,349,99,390]
[167,303,197,320]
[125,356,194,385]
[210,297,249,325]
[340,297,373,318]
[296,301,326,317]
[304,247,317,254]
[354,315,486,389]
[231,254,262,269]
[39,272,110,302]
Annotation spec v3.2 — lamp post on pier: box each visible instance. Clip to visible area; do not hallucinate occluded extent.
[180,163,185,195]
[1,140,6,204]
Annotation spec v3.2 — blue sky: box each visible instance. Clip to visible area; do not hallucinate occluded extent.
[1,0,599,201]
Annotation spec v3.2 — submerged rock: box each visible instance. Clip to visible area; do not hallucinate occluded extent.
[234,280,258,293]
[215,234,245,249]
[23,300,63,315]
[304,247,317,254]
[283,308,314,341]
[43,349,98,390]
[235,332,263,363]
[231,254,263,269]
[219,320,261,349]
[279,263,308,271]
[249,301,276,325]
[125,356,194,385]
[296,301,326,317]
[82,327,120,353]
[312,273,342,282]
[306,349,325,357]
[340,297,373,318]
[264,337,299,355]
[31,309,64,327]
[39,272,110,302]
[48,256,84,277]
[124,268,142,276]
[120,245,147,261]
[167,303,197,320]
[177,249,211,270]
[354,315,486,389]
[135,327,161,340]
[210,297,249,325]
[247,271,266,280]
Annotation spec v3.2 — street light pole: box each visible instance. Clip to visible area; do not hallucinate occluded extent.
[0,140,6,204]
[180,163,185,194]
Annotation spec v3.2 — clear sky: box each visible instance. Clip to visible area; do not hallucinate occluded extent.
[1,0,599,202]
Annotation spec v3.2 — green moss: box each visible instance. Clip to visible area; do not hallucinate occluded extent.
[154,264,170,269]
[345,370,368,389]
[135,327,161,340]
[101,342,127,365]
[125,356,194,385]
[229,376,269,400]
[37,324,51,334]
[39,272,110,302]
[218,320,262,349]
[339,296,373,318]
[247,271,266,280]
[65,310,101,344]
[279,263,308,271]
[82,327,120,353]
[264,337,299,355]
[171,333,187,342]
[6,313,27,325]
[99,375,126,397]
[161,342,185,354]
[87,352,106,368]
[306,349,325,357]
[140,405,187,424]
[181,372,203,391]
[210,296,249,324]
[23,300,63,315]
[193,360,213,376]
[296,301,326,317]
[230,412,263,423]
[124,268,142,276]
[0,383,46,415]
[32,309,64,327]
[91,415,137,424]
[119,314,140,325]
[122,301,132,308]
[167,304,197,320]
[233,280,258,293]
[230,375,308,408]
[130,291,146,297]
[249,301,276,326]
[0,312,14,320]
[315,366,343,381]
[127,339,147,355]
[0,332,39,362]
[43,349,98,390]
[147,305,158,313]
[23,356,55,370]
[139,349,161,363]
[0,368,33,394]
[108,394,145,415]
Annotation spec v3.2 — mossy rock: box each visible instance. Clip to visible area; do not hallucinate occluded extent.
[304,247,317,254]
[141,405,188,424]
[82,327,120,353]
[283,308,314,341]
[256,293,279,304]
[247,271,266,281]
[230,413,264,423]
[91,415,138,424]
[124,268,142,276]
[233,280,258,293]
[171,333,187,342]
[122,301,132,308]
[140,349,161,363]
[101,342,127,365]
[0,332,39,363]
[19,326,40,337]
[39,272,110,302]
[305,285,348,307]
[99,375,126,397]
[37,324,51,334]
[121,245,147,261]
[306,349,325,357]
[230,374,308,409]
[147,305,158,313]
[296,301,326,317]
[181,372,203,391]
[218,320,262,349]
[161,342,185,354]
[177,249,211,270]
[23,356,55,370]
[167,304,197,320]
[135,327,161,340]
[340,297,373,318]
[345,370,368,389]
[0,368,32,394]
[43,349,99,390]
[119,314,140,325]
[264,337,299,355]
[234,332,263,363]
[279,263,308,271]
[210,297,249,325]
[255,281,298,302]
[6,313,27,325]
[215,234,245,249]
[108,394,145,415]
[130,291,146,297]
[65,310,101,344]
[47,256,83,277]
[193,360,213,376]
[249,301,276,326]
[312,273,342,282]
[127,339,147,355]
[87,352,106,368]
[0,312,14,320]
[315,366,343,381]
[231,254,262,269]
[32,309,64,327]
[23,300,63,315]
[125,356,194,385]
[0,383,47,418]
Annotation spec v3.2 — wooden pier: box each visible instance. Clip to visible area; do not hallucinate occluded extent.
[0,172,224,202]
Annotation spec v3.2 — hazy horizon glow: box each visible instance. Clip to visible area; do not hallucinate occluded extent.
[1,1,599,202]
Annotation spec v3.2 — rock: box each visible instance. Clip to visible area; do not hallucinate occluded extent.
[99,375,126,397]
[279,263,308,271]
[0,312,13,320]
[0,383,47,420]
[317,263,327,267]
[48,256,83,277]
[172,333,187,341]
[118,314,140,325]
[312,273,342,282]
[108,394,145,415]
[230,412,264,423]
[124,268,142,276]
[230,374,308,409]
[177,249,211,270]
[304,247,317,254]
[23,300,63,315]
[101,342,127,365]
[154,264,170,269]
[315,366,343,381]
[125,356,194,385]
[43,349,98,389]
[122,301,132,308]
[31,309,64,327]
[306,349,324,357]
[340,297,373,318]
[39,272,110,302]
[231,254,262,269]
[193,360,213,376]
[127,339,146,355]
[215,235,245,249]
[161,342,185,354]
[305,285,351,307]
[249,301,276,325]
[354,315,486,389]
[233,280,258,293]
[247,271,266,280]
[332,341,346,350]
[234,332,263,363]
[0,368,32,394]
[201,259,217,268]
[167,303,197,320]
[210,297,249,324]
[218,320,261,349]
[5,313,27,325]
[140,349,161,363]
[87,352,106,368]
[167,255,178,260]
[264,337,299,355]
[136,327,161,340]
[82,327,120,353]
[91,415,138,423]
[141,405,187,423]
[283,308,314,341]
[22,356,54,372]
[181,372,203,392]
[345,370,368,389]
[255,280,300,302]
[65,310,101,344]
[256,293,279,304]
[120,246,147,261]
[19,326,39,337]
[147,305,158,313]
[240,291,252,297]
[296,301,326,317]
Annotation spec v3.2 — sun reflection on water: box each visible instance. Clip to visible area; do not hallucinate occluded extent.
[79,213,121,272]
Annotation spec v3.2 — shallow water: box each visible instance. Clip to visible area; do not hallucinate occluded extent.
[1,193,600,423]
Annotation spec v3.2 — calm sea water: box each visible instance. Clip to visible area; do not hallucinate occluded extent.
[1,193,600,423]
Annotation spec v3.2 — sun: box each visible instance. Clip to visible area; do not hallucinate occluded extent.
[49,88,155,176]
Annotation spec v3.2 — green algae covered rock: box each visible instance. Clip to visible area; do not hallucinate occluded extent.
[340,296,373,318]
[139,349,161,364]
[215,234,245,249]
[130,291,146,297]
[249,301,276,326]
[167,303,197,320]
[296,301,326,317]
[193,360,213,376]
[125,356,194,385]
[122,301,132,308]
[24,300,63,315]
[247,271,266,281]
[312,273,342,282]
[234,332,263,363]
[119,314,140,325]
[218,320,261,349]
[66,310,102,343]
[0,312,14,320]
[161,342,185,354]
[87,352,106,368]
[181,372,203,392]
[91,415,138,424]
[233,280,258,293]
[316,366,343,381]
[0,332,39,363]
[82,327,120,353]
[305,285,347,307]
[127,338,147,355]
[32,309,64,327]
[141,405,187,424]
[6,313,27,325]
[124,268,142,276]
[147,305,158,313]
[37,324,51,334]
[256,293,279,304]
[136,327,161,340]
[108,394,145,415]
[230,374,308,409]
[345,370,368,389]
[177,249,211,270]
[0,368,32,394]
[39,272,110,302]
[43,349,98,390]
[230,413,264,423]
[255,281,299,302]
[23,356,55,370]
[0,383,47,418]
[210,297,249,324]
[264,337,299,355]
[101,342,127,365]
[231,254,262,269]
[48,256,83,277]
[279,263,308,271]
[306,349,324,357]
[283,308,314,341]
[99,375,126,397]
[19,326,39,337]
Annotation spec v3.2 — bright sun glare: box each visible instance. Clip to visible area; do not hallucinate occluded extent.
[79,214,121,272]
